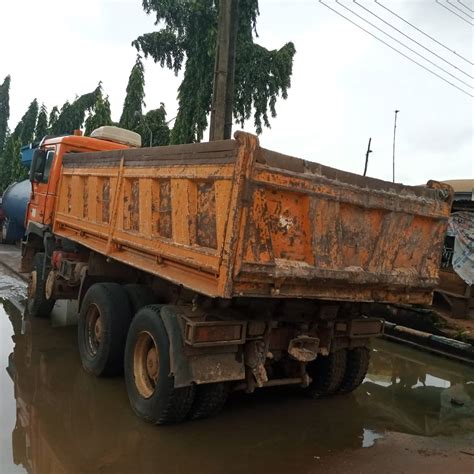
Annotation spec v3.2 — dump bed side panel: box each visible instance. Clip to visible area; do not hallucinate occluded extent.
[231,143,452,304]
[54,140,241,297]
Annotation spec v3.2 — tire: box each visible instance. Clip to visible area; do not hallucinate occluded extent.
[188,383,230,420]
[306,350,347,398]
[78,283,133,376]
[338,347,371,394]
[123,284,155,315]
[124,305,195,425]
[27,252,55,318]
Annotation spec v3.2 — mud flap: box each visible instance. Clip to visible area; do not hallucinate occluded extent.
[160,306,194,389]
[160,305,245,388]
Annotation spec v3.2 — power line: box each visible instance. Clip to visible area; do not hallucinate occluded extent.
[318,1,474,97]
[335,0,473,89]
[354,0,472,79]
[375,1,473,66]
[447,0,474,18]
[435,0,474,25]
[458,0,474,13]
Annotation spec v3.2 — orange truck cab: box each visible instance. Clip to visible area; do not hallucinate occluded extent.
[22,128,139,271]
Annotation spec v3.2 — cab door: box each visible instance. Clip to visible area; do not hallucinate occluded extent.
[27,146,56,226]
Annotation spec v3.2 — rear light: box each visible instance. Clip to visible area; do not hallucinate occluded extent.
[184,318,247,347]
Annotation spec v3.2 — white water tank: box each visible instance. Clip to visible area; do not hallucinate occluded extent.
[91,126,142,148]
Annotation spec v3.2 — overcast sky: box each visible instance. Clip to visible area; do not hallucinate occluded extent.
[0,0,472,185]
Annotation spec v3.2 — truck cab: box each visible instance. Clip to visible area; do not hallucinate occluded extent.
[22,127,141,271]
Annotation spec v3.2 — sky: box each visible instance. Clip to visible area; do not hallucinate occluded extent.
[0,0,472,185]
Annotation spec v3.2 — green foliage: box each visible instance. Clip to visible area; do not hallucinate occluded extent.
[48,106,59,131]
[35,104,48,142]
[0,94,39,193]
[51,85,102,135]
[140,103,170,147]
[84,92,113,136]
[133,0,295,144]
[0,135,22,194]
[119,55,146,133]
[13,99,38,146]
[0,75,10,152]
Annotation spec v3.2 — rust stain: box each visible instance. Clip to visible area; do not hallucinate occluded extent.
[83,178,88,219]
[102,178,110,224]
[196,181,217,249]
[158,179,172,239]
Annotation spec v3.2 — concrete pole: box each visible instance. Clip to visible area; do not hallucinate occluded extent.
[209,0,239,141]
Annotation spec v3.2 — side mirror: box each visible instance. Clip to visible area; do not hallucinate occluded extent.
[29,149,47,182]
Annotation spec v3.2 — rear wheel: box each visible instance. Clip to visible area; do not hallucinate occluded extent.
[338,347,371,394]
[78,283,133,376]
[306,350,347,398]
[124,305,195,425]
[27,252,55,318]
[123,284,155,315]
[188,383,230,420]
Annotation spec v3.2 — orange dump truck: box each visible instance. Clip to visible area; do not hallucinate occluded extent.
[23,127,452,424]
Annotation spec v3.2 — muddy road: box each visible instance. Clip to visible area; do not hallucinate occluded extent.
[0,269,473,474]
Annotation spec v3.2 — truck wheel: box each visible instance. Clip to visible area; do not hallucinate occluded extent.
[27,252,56,318]
[124,305,195,425]
[188,383,230,420]
[123,284,155,315]
[338,347,371,394]
[78,283,133,377]
[306,350,347,398]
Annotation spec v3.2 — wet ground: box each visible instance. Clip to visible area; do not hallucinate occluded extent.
[0,268,473,474]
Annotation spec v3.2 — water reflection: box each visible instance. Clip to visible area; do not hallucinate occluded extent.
[3,300,474,474]
[358,344,474,438]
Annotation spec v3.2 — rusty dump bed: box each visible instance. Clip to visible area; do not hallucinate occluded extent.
[54,132,452,304]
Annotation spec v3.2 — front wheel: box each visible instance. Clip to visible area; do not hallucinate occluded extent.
[27,252,55,318]
[124,305,195,425]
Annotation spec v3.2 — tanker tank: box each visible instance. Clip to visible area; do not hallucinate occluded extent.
[0,180,31,244]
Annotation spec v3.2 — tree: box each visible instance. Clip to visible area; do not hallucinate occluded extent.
[140,103,170,147]
[51,85,102,135]
[48,106,59,132]
[0,75,10,152]
[119,55,146,133]
[84,92,113,136]
[0,135,22,194]
[13,99,39,146]
[0,98,38,192]
[35,104,48,142]
[133,0,295,144]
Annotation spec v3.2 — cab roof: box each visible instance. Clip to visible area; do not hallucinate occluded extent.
[44,134,130,152]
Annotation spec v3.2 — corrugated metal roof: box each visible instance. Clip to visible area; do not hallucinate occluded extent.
[442,179,474,194]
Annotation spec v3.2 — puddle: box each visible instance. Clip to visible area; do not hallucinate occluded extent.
[0,280,473,474]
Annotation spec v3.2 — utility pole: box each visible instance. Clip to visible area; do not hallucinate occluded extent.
[392,110,399,183]
[363,137,372,177]
[209,0,239,141]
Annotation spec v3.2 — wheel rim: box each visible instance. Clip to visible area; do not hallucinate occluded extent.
[133,331,159,399]
[84,304,103,357]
